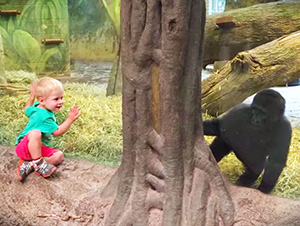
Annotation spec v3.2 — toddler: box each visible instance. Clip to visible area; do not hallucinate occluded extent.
[15,77,80,181]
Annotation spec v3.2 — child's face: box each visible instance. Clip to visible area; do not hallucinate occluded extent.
[39,88,64,112]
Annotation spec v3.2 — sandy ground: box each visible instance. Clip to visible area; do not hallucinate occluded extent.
[0,145,116,225]
[2,144,300,226]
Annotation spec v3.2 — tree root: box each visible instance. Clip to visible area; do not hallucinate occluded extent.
[146,189,164,210]
[193,135,235,226]
[146,173,165,192]
[147,151,165,179]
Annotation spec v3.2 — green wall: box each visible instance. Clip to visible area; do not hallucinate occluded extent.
[0,0,118,76]
[68,0,117,62]
[0,0,70,75]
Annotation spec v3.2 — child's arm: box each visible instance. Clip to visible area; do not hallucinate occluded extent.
[52,105,81,136]
[24,83,36,109]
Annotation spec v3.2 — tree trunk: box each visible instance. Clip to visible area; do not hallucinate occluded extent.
[0,33,5,84]
[204,1,300,66]
[103,0,234,225]
[225,0,280,11]
[106,55,122,96]
[102,0,300,225]
[202,30,300,116]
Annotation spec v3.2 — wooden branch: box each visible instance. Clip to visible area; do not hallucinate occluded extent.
[202,30,300,116]
[204,1,300,66]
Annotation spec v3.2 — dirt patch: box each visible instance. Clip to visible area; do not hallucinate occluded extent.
[2,145,300,225]
[0,145,116,225]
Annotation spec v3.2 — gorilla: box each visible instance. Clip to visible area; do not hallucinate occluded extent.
[203,89,292,193]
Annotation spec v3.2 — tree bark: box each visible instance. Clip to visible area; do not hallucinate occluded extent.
[202,30,300,116]
[204,1,300,66]
[0,33,4,80]
[103,0,235,225]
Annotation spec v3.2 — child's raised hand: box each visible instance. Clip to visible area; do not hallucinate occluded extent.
[29,83,37,97]
[24,83,37,109]
[68,105,81,122]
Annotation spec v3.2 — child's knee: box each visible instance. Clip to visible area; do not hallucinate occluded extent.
[53,151,64,164]
[57,151,64,163]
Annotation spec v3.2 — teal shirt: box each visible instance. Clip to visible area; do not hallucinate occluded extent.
[15,102,58,146]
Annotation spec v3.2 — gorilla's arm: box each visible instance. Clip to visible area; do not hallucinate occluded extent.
[236,168,261,188]
[258,162,285,193]
[257,120,292,193]
[203,118,221,136]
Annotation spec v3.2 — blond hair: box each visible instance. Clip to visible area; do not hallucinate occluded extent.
[36,77,63,98]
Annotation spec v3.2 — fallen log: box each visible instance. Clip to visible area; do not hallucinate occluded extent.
[201,30,300,116]
[204,1,300,66]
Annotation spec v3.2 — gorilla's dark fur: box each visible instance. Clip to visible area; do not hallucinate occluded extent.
[203,89,292,193]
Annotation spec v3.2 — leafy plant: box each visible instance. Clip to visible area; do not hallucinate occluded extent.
[100,0,120,39]
[100,0,122,96]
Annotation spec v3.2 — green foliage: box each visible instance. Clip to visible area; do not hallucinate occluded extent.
[5,70,36,84]
[0,82,122,166]
[100,0,120,38]
[54,83,122,165]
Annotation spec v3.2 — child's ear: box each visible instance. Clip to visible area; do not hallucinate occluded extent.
[37,96,44,103]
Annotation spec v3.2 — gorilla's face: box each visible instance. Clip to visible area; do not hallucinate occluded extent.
[251,89,285,122]
[251,107,268,127]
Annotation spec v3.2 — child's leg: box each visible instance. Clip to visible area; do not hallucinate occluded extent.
[16,130,57,180]
[16,132,42,181]
[26,130,64,165]
[27,129,43,160]
[45,151,64,165]
[34,146,62,178]
[41,144,64,165]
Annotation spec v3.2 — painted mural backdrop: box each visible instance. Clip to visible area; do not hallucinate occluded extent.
[0,0,69,74]
[68,0,119,62]
[0,0,224,75]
